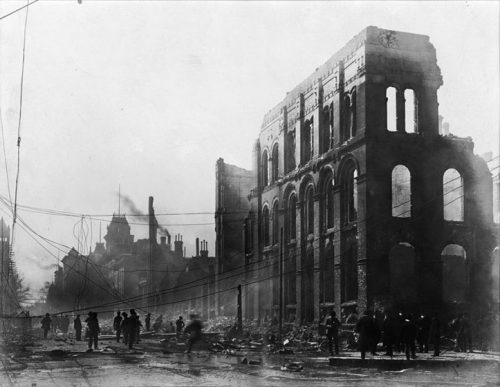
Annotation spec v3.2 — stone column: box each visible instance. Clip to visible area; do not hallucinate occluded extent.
[356,173,368,312]
[313,193,322,323]
[295,200,303,326]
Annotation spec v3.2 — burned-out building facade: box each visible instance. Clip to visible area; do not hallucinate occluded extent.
[216,26,498,324]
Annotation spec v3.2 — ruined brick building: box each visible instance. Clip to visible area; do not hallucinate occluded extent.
[215,26,498,324]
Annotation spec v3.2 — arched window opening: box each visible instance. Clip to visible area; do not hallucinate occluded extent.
[329,104,334,149]
[443,168,464,221]
[404,89,417,133]
[285,130,296,173]
[304,185,314,236]
[288,194,297,242]
[272,201,279,245]
[386,87,397,132]
[271,143,279,183]
[262,206,270,247]
[389,242,417,302]
[342,162,358,224]
[441,244,467,303]
[350,90,357,138]
[341,95,351,143]
[392,165,411,218]
[261,151,269,187]
[320,106,330,154]
[302,119,313,163]
[325,176,335,229]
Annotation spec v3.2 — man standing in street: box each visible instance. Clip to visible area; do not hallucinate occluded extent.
[41,313,51,339]
[355,310,375,360]
[74,315,82,341]
[121,312,129,346]
[145,313,151,332]
[176,316,185,339]
[325,311,341,356]
[400,314,417,360]
[113,311,122,343]
[85,312,100,351]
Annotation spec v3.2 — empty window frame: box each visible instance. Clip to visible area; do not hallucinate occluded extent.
[272,201,280,245]
[261,151,269,187]
[271,143,279,183]
[386,86,397,132]
[262,206,270,246]
[443,168,464,221]
[392,165,411,218]
[404,89,417,133]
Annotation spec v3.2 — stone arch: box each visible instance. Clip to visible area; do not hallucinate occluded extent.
[261,149,269,187]
[262,204,270,247]
[271,198,280,245]
[338,157,359,224]
[271,142,279,183]
[319,166,335,231]
[441,244,467,304]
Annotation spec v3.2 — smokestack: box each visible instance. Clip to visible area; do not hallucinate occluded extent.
[148,196,158,244]
[196,238,200,257]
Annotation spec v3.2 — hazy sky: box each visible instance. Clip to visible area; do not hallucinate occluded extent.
[0,1,498,295]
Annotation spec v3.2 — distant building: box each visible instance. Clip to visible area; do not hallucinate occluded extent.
[47,197,215,318]
[216,26,498,324]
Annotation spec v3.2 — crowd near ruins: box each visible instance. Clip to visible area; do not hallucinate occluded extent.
[2,27,499,356]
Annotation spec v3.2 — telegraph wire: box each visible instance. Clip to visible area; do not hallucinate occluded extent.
[0,0,40,22]
[38,173,497,317]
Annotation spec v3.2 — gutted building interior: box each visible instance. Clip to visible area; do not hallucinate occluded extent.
[215,26,498,325]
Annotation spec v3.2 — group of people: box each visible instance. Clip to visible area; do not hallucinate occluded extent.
[112,310,145,349]
[322,309,474,360]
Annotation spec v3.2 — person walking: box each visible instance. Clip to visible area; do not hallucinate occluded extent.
[121,312,129,346]
[400,314,417,360]
[145,313,151,332]
[355,310,375,360]
[184,314,210,353]
[113,311,123,343]
[85,312,100,351]
[176,316,185,339]
[325,311,341,356]
[127,310,140,350]
[74,315,82,341]
[41,313,51,339]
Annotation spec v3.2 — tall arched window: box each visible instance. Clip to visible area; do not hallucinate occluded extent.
[443,168,464,221]
[271,143,279,183]
[325,176,335,229]
[302,119,313,163]
[341,95,351,143]
[262,206,270,246]
[285,130,296,173]
[304,185,314,236]
[342,161,358,224]
[441,244,467,303]
[404,89,417,133]
[288,193,297,241]
[320,106,330,154]
[350,89,357,138]
[261,151,269,187]
[386,87,397,132]
[392,165,411,218]
[272,201,279,245]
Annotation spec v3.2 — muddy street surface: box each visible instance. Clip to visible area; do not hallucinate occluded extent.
[1,334,499,386]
